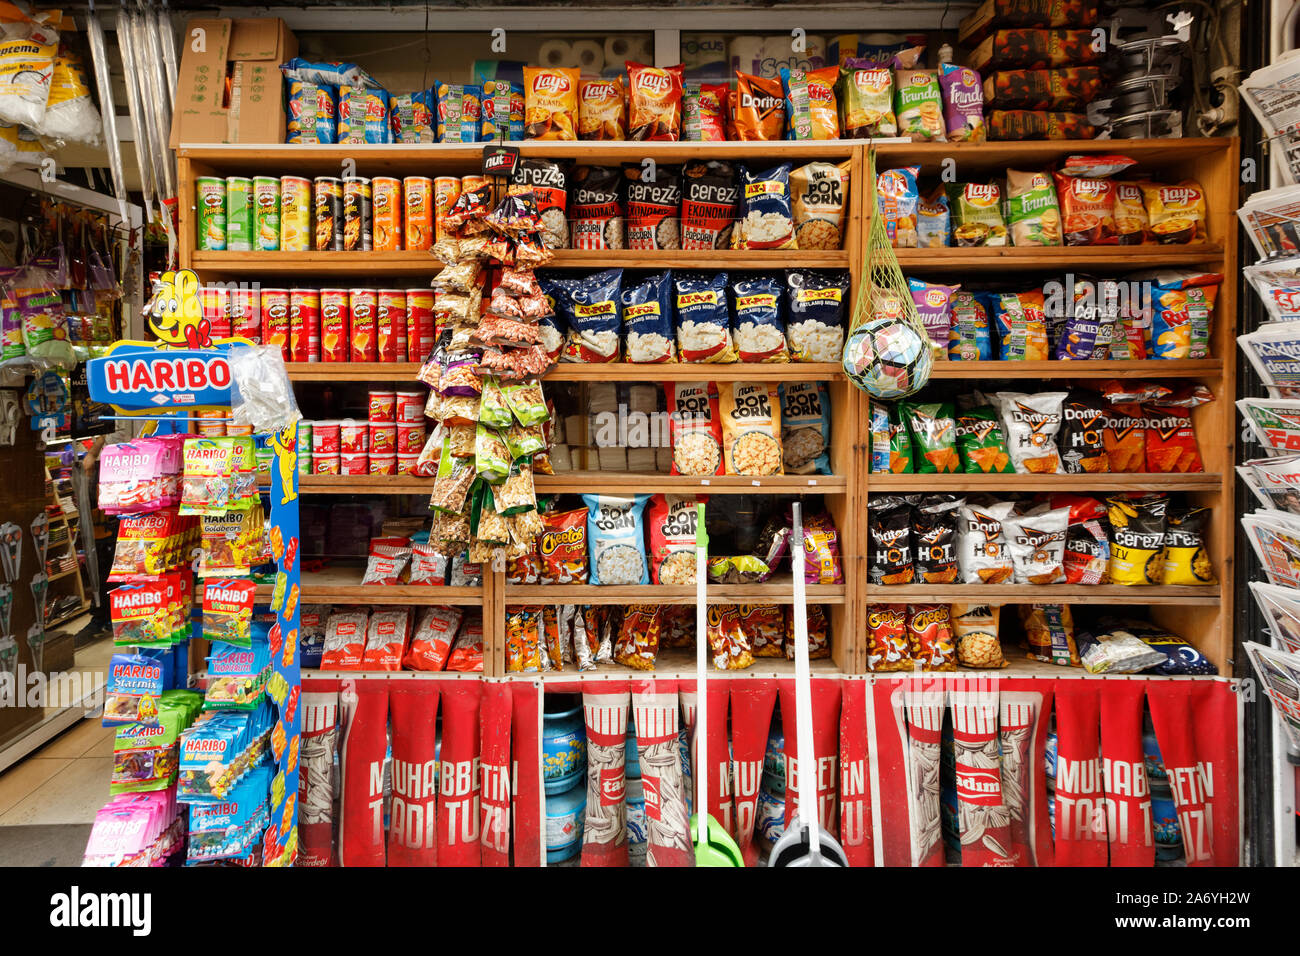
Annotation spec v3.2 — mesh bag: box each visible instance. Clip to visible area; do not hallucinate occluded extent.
[842,148,934,400]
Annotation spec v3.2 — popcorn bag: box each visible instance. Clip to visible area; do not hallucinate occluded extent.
[581,686,631,867]
[339,681,388,867]
[388,683,440,867]
[438,681,483,866]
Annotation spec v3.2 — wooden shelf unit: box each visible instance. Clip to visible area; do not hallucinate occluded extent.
[180,136,1239,678]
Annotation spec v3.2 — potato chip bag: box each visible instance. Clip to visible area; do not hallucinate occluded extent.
[781,65,839,140]
[865,604,912,671]
[918,187,951,248]
[523,66,579,140]
[949,290,993,360]
[869,497,914,585]
[733,71,784,140]
[991,290,1049,360]
[1005,169,1062,246]
[578,77,626,140]
[907,603,956,671]
[1107,494,1168,585]
[1144,271,1220,360]
[1055,172,1117,245]
[1002,505,1069,584]
[1161,505,1216,586]
[951,604,1006,668]
[957,500,1015,584]
[837,64,896,138]
[1060,389,1110,474]
[888,403,914,473]
[914,496,961,583]
[1141,181,1207,243]
[626,61,683,141]
[993,390,1066,473]
[956,404,1015,473]
[1114,181,1150,244]
[902,401,960,473]
[1020,603,1079,667]
[947,181,1007,246]
[894,69,946,141]
[939,63,986,141]
[878,166,920,247]
[683,82,728,141]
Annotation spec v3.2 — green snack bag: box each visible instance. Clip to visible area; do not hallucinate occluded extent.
[956,405,1016,474]
[888,404,914,474]
[902,401,960,474]
[1005,169,1062,247]
[478,375,514,429]
[947,182,1008,246]
[474,424,511,481]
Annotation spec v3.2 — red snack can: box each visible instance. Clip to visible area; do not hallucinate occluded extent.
[376,289,408,363]
[369,454,398,476]
[261,288,291,360]
[372,176,403,251]
[289,288,321,362]
[394,390,425,424]
[404,176,434,251]
[339,419,369,454]
[368,390,396,423]
[195,408,225,437]
[312,452,341,476]
[396,423,426,454]
[320,288,350,362]
[405,288,435,362]
[229,287,261,341]
[349,289,378,361]
[311,420,340,455]
[397,452,421,475]
[340,452,370,476]
[369,422,397,456]
[201,287,232,339]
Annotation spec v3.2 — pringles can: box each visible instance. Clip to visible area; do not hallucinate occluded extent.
[280,176,311,252]
[253,176,280,251]
[261,288,291,359]
[376,289,407,363]
[404,176,434,251]
[195,177,226,251]
[343,177,373,251]
[313,176,344,251]
[372,176,403,251]
[225,177,253,251]
[350,289,378,361]
[405,287,435,362]
[289,288,321,362]
[433,175,460,242]
[229,287,261,341]
[319,288,349,362]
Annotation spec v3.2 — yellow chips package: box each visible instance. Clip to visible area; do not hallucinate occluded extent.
[1161,506,1217,586]
[1106,494,1167,585]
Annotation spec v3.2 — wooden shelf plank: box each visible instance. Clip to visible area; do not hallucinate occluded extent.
[254,567,482,605]
[896,244,1224,270]
[864,584,1219,605]
[543,362,843,382]
[868,473,1222,492]
[506,578,845,605]
[538,647,842,681]
[535,472,846,494]
[300,476,431,494]
[287,362,423,382]
[927,359,1220,379]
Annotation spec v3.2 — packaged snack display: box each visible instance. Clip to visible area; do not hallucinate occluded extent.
[895,69,945,141]
[719,381,783,476]
[866,604,912,671]
[837,64,896,138]
[578,77,626,140]
[583,494,651,585]
[626,62,684,141]
[907,603,956,671]
[523,66,579,140]
[790,161,851,250]
[668,382,724,476]
[1020,603,1080,666]
[647,494,703,585]
[951,604,1006,668]
[779,381,832,475]
[733,71,784,141]
[675,271,735,362]
[735,163,796,249]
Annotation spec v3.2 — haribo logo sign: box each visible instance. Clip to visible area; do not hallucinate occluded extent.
[87,342,236,412]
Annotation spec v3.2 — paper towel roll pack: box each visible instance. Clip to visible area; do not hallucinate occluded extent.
[730,34,827,79]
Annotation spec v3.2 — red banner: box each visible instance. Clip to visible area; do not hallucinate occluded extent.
[438,681,482,866]
[1146,680,1240,866]
[632,678,693,866]
[339,680,388,867]
[1052,681,1107,866]
[838,678,872,867]
[510,681,544,867]
[730,679,777,866]
[1099,681,1154,867]
[871,678,914,867]
[480,681,512,866]
[997,678,1055,867]
[951,687,1012,866]
[582,683,630,867]
[778,677,841,841]
[298,687,340,867]
[387,683,439,867]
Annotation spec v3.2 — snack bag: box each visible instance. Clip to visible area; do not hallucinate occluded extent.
[958,500,1015,584]
[865,604,912,671]
[908,278,959,352]
[731,274,788,363]
[1107,494,1168,586]
[907,604,956,671]
[784,604,831,660]
[720,382,783,476]
[681,160,738,250]
[1020,604,1079,667]
[626,62,684,141]
[733,71,784,140]
[894,69,946,141]
[1141,181,1207,243]
[674,271,735,362]
[739,604,786,658]
[914,496,961,584]
[1104,402,1146,472]
[869,498,914,585]
[735,163,796,250]
[1144,384,1211,473]
[790,161,850,250]
[624,164,682,251]
[991,290,1049,360]
[902,401,960,473]
[707,604,755,670]
[583,494,650,586]
[647,494,704,585]
[779,381,831,474]
[578,77,626,140]
[947,182,1008,246]
[956,404,1014,473]
[1161,505,1216,586]
[683,82,728,141]
[888,403,914,473]
[622,270,676,362]
[951,604,1006,668]
[668,382,724,476]
[1144,272,1220,361]
[505,607,543,673]
[878,166,920,247]
[939,64,985,141]
[994,391,1066,474]
[780,66,839,139]
[1055,172,1117,245]
[613,604,661,670]
[1002,505,1069,584]
[800,512,843,585]
[523,66,579,140]
[837,64,896,138]
[1005,169,1062,246]
[948,291,993,360]
[1060,389,1110,474]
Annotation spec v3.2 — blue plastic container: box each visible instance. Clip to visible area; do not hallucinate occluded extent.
[543,704,586,795]
[545,781,586,863]
[626,730,640,780]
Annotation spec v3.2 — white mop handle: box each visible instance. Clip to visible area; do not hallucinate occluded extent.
[790,503,821,854]
[696,537,708,850]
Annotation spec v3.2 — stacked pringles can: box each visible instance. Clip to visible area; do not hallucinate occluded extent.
[306,390,426,477]
[194,172,487,253]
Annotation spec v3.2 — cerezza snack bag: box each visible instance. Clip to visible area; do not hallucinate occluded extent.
[681,160,738,250]
[523,66,579,140]
[626,62,684,141]
[1107,494,1168,586]
[624,163,682,250]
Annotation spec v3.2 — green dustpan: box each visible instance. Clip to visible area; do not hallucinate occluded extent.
[689,504,744,867]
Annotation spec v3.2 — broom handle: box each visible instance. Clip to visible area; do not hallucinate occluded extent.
[791,502,822,860]
[695,503,708,852]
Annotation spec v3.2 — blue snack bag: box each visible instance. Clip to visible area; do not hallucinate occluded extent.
[948,290,993,360]
[338,85,391,143]
[284,78,337,144]
[731,273,788,363]
[622,270,676,363]
[103,653,164,727]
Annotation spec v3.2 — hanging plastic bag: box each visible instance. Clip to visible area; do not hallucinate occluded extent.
[0,4,60,129]
[227,344,302,434]
[3,265,72,367]
[32,43,102,147]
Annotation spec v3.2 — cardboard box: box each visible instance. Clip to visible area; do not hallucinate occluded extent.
[169,17,298,147]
